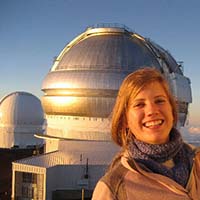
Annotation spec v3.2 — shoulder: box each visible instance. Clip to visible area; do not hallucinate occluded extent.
[101,160,128,198]
[92,154,129,200]
[102,161,128,189]
[92,181,116,200]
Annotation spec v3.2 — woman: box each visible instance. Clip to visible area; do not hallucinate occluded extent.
[92,67,200,200]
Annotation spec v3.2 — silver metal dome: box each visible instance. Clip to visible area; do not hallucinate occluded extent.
[41,24,191,125]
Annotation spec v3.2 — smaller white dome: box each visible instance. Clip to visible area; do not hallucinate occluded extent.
[0,91,44,126]
[0,91,46,148]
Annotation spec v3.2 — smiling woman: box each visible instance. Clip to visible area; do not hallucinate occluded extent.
[111,67,178,147]
[126,81,174,145]
[92,67,200,200]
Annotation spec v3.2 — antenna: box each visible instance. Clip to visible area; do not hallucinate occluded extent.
[84,158,89,179]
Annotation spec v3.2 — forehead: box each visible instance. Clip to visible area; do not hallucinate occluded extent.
[130,81,167,100]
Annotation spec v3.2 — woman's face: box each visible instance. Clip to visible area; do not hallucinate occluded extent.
[126,81,173,144]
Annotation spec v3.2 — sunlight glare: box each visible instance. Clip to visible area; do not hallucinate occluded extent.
[51,96,77,106]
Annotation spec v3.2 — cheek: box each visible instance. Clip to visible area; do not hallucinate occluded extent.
[127,110,142,126]
[164,106,174,123]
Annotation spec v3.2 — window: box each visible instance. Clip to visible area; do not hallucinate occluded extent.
[15,172,44,200]
[22,172,37,183]
[22,186,33,198]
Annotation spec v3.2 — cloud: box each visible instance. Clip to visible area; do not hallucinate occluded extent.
[188,126,200,134]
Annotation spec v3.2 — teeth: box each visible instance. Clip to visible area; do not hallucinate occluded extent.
[144,120,163,127]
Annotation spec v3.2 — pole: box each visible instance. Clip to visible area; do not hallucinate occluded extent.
[82,188,84,200]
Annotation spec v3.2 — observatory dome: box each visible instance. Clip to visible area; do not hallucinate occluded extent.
[42,24,191,126]
[0,92,46,148]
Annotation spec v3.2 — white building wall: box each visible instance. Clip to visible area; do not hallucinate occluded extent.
[0,127,14,148]
[45,139,59,153]
[0,125,45,148]
[46,165,108,200]
[44,115,112,153]
[46,115,111,140]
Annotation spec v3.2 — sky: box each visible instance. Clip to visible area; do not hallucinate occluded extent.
[0,0,200,128]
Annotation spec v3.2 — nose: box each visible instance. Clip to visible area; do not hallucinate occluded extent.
[146,102,159,116]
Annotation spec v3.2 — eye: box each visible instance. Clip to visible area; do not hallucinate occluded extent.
[133,102,145,108]
[155,98,166,104]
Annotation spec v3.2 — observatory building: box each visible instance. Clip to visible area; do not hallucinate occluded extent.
[0,91,45,199]
[41,24,191,152]
[0,91,45,148]
[12,24,192,200]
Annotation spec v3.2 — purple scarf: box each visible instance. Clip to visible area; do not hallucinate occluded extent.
[127,128,194,187]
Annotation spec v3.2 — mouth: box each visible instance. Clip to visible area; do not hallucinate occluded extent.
[143,119,164,128]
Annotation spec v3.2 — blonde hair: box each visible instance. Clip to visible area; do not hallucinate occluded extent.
[111,67,177,147]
